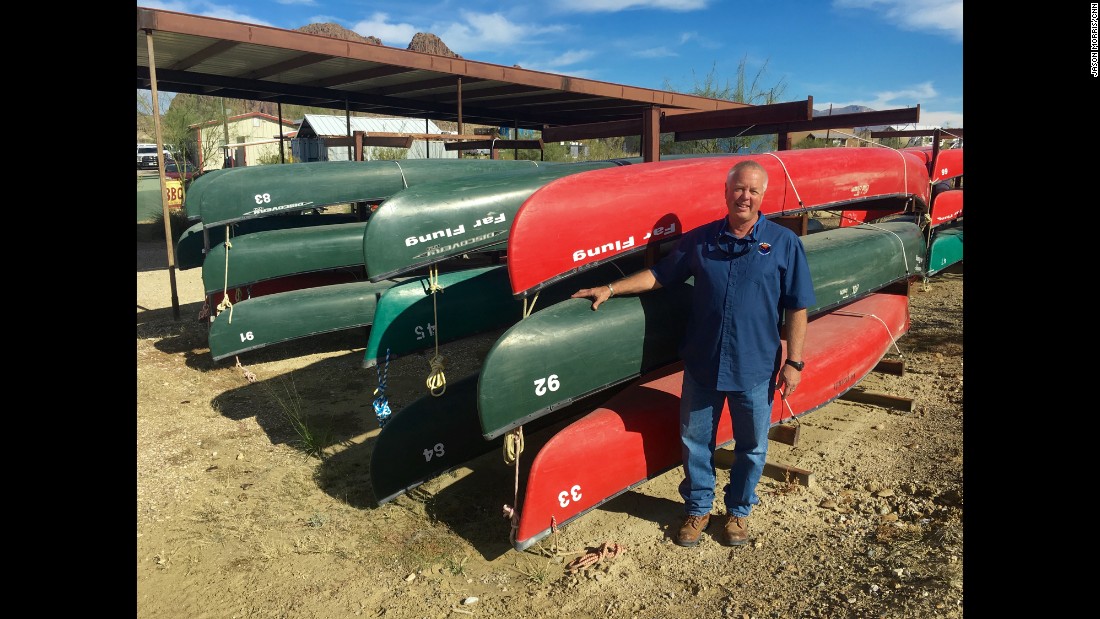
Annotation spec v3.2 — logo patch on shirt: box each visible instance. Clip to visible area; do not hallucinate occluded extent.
[757,242,772,255]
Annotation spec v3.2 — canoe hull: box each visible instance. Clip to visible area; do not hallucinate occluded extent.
[194,159,554,228]
[928,189,963,227]
[206,278,404,361]
[205,270,365,309]
[926,226,963,276]
[931,148,963,183]
[363,161,632,282]
[512,290,911,550]
[368,374,628,506]
[201,222,369,294]
[176,213,361,271]
[506,148,929,297]
[364,254,648,369]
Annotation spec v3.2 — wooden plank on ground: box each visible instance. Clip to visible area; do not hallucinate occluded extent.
[768,423,800,446]
[874,359,905,376]
[838,388,914,412]
[716,450,815,488]
[763,461,814,488]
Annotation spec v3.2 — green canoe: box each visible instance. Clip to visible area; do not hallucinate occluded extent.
[926,225,962,276]
[201,221,369,295]
[176,213,361,271]
[206,278,407,361]
[193,159,556,228]
[477,221,926,440]
[181,167,234,221]
[362,253,646,369]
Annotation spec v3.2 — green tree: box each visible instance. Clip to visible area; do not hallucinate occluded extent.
[661,57,788,155]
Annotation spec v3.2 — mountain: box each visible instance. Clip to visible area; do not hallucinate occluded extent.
[296,23,460,58]
[812,105,876,117]
[296,22,381,45]
[813,105,901,132]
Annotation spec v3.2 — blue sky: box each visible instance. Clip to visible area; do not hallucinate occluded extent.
[138,0,963,128]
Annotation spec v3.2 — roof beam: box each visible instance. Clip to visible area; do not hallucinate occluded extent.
[242,52,331,80]
[444,139,543,151]
[663,97,813,133]
[871,127,963,138]
[169,39,240,71]
[371,75,487,96]
[542,119,643,142]
[675,105,921,141]
[305,65,416,88]
[541,98,811,142]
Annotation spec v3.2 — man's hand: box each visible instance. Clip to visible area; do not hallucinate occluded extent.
[777,365,802,398]
[571,286,613,311]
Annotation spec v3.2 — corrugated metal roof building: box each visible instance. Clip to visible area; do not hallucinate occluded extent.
[293,114,455,161]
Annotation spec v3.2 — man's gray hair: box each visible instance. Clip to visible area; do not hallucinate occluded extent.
[726,160,768,190]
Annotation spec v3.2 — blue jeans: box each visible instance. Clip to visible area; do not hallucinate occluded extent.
[678,369,774,518]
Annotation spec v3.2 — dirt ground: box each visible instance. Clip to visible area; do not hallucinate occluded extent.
[136,227,963,619]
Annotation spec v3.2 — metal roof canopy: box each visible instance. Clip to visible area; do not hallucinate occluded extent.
[136,6,758,131]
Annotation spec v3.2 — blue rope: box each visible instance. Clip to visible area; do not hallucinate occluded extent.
[372,349,392,428]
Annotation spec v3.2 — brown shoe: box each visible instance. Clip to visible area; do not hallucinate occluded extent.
[721,514,750,547]
[675,513,711,547]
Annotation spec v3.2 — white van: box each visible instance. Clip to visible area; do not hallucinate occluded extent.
[137,143,174,169]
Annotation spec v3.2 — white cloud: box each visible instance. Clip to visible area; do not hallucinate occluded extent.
[545,49,597,68]
[349,11,565,54]
[350,13,419,47]
[635,46,678,58]
[555,0,708,12]
[819,82,962,127]
[916,110,964,128]
[139,1,277,26]
[833,0,962,42]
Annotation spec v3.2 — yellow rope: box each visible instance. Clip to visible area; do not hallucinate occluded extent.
[522,291,541,318]
[216,225,235,323]
[502,425,525,545]
[502,293,542,530]
[425,265,447,396]
[504,426,525,464]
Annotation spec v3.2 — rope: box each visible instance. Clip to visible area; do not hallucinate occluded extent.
[566,542,627,574]
[762,152,803,213]
[522,291,541,318]
[504,426,524,464]
[850,222,914,275]
[425,266,447,396]
[775,386,799,426]
[372,348,393,427]
[502,438,523,544]
[234,356,256,383]
[502,426,526,544]
[830,311,904,357]
[392,161,409,188]
[216,226,235,323]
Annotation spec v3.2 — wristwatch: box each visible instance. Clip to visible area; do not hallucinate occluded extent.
[784,359,805,371]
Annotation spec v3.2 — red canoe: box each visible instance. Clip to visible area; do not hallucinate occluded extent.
[203,270,362,311]
[511,290,911,550]
[506,148,930,297]
[928,189,963,228]
[931,148,963,183]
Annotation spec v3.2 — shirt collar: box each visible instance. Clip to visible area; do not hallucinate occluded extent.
[717,215,764,244]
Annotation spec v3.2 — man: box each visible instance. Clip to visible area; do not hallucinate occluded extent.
[571,159,815,547]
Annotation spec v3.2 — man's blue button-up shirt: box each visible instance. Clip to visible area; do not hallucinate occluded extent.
[650,215,816,391]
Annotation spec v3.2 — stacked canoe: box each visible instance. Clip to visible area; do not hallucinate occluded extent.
[923,147,963,276]
[187,147,957,552]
